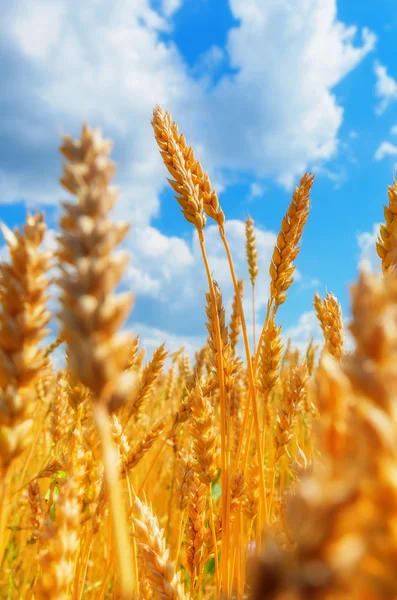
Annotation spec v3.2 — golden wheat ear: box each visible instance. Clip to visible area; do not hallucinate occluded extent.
[152,106,206,232]
[229,279,244,355]
[245,217,258,352]
[314,291,344,360]
[152,105,224,232]
[245,217,258,287]
[268,173,314,312]
[132,495,189,599]
[256,317,283,397]
[58,123,134,412]
[57,123,137,599]
[376,175,397,275]
[34,432,85,598]
[0,213,51,472]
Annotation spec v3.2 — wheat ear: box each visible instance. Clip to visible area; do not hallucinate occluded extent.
[314,292,344,360]
[229,280,244,355]
[58,124,137,599]
[185,474,207,594]
[245,217,258,351]
[123,343,168,427]
[0,214,51,472]
[34,433,85,599]
[123,418,166,474]
[132,496,188,599]
[152,107,206,231]
[376,176,397,275]
[274,363,308,462]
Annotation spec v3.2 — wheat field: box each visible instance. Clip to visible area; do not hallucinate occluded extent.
[0,105,396,600]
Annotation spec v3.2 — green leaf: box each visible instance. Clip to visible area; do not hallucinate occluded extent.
[49,486,60,522]
[204,557,215,575]
[211,482,222,501]
[49,501,56,522]
[213,469,221,485]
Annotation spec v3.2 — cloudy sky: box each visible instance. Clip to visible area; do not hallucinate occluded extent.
[1,0,397,357]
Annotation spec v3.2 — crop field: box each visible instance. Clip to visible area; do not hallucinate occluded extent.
[0,105,396,600]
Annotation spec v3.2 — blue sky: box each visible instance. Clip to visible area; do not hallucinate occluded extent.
[1,0,397,356]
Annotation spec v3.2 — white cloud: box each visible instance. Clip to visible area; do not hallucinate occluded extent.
[161,0,183,17]
[374,60,397,115]
[312,164,348,188]
[357,223,381,273]
[124,219,276,327]
[0,0,377,356]
[0,0,376,217]
[127,266,161,296]
[391,124,397,136]
[298,277,321,290]
[193,46,225,83]
[10,0,67,61]
[374,141,397,161]
[0,0,204,227]
[204,0,375,187]
[132,323,204,361]
[250,183,264,198]
[283,310,322,354]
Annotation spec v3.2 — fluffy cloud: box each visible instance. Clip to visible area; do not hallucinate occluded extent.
[249,183,265,198]
[283,310,322,354]
[1,0,375,216]
[0,0,204,227]
[374,141,397,161]
[312,164,348,188]
[357,223,381,273]
[131,323,204,360]
[374,60,397,115]
[161,0,184,18]
[204,0,375,187]
[124,219,277,341]
[0,0,377,356]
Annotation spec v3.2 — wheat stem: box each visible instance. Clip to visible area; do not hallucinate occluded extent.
[175,510,188,565]
[93,403,136,599]
[95,549,116,600]
[208,489,220,599]
[219,230,267,533]
[197,231,229,593]
[252,285,256,354]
